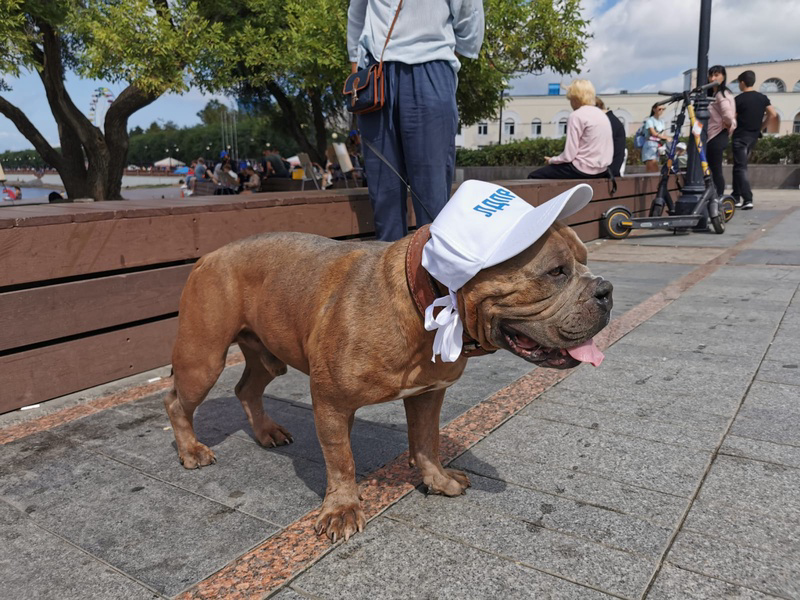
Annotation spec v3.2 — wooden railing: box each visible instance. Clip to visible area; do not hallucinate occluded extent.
[0,174,671,412]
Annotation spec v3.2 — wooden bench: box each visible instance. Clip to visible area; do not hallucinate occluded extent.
[0,174,673,412]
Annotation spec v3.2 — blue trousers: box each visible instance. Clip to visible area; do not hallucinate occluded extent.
[358,60,458,241]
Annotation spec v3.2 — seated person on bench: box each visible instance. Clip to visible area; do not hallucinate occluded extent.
[528,79,612,180]
[240,166,261,194]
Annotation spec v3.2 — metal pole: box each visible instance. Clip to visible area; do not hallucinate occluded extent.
[232,105,239,164]
[679,0,712,206]
[498,89,503,145]
[220,110,226,159]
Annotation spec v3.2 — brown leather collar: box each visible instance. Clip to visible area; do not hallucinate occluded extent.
[405,225,495,358]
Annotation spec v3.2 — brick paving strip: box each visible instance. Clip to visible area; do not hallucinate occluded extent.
[1,207,795,599]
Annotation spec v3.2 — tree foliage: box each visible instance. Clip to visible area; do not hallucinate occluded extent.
[0,0,590,198]
[0,0,226,200]
[459,0,589,125]
[195,0,590,161]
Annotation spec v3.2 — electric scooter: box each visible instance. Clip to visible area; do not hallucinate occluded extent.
[601,83,735,239]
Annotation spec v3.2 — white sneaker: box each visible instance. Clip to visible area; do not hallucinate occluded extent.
[742,201,753,210]
[733,198,744,208]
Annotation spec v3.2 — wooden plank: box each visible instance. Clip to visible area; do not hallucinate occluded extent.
[0,200,372,286]
[0,215,199,287]
[193,200,374,254]
[0,318,178,413]
[0,175,672,287]
[0,264,191,352]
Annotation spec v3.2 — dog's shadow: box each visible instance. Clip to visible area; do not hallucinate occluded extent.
[189,393,504,499]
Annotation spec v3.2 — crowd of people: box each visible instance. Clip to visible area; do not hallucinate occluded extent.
[183,149,289,196]
[183,133,366,197]
[180,0,778,234]
[522,68,779,212]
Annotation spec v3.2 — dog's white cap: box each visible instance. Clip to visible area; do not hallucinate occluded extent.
[422,180,593,291]
[420,180,593,362]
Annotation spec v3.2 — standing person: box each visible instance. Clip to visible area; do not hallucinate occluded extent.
[732,70,779,210]
[347,0,484,242]
[642,103,670,173]
[706,65,736,197]
[527,80,612,180]
[596,97,626,177]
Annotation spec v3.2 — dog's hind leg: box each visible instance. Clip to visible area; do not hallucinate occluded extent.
[404,389,470,496]
[235,331,293,448]
[165,350,226,469]
[165,263,235,469]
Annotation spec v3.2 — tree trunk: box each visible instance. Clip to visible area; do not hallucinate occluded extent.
[0,23,159,202]
[309,88,329,163]
[265,81,324,164]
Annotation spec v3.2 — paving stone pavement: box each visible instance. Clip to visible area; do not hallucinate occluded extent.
[1,190,798,599]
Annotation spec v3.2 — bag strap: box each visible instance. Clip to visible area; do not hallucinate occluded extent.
[377,0,403,76]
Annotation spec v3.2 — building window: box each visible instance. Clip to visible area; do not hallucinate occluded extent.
[531,119,542,137]
[558,118,568,137]
[793,80,800,92]
[548,83,560,96]
[504,118,515,136]
[760,78,786,93]
[794,112,800,134]
[477,122,488,135]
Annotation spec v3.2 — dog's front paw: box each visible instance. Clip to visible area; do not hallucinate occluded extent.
[424,468,471,496]
[314,497,366,543]
[179,442,216,469]
[255,423,293,448]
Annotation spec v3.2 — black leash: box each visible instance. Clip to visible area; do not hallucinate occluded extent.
[360,136,436,222]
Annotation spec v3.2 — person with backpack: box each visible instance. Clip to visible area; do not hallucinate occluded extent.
[640,103,670,172]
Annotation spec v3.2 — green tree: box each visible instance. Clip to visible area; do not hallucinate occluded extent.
[196,99,230,125]
[0,0,227,200]
[459,0,589,126]
[196,0,589,162]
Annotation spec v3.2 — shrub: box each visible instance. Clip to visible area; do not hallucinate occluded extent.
[457,134,800,167]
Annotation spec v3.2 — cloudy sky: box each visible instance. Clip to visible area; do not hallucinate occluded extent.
[513,0,800,95]
[1,0,799,152]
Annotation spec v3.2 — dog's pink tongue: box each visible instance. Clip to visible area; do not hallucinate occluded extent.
[566,339,604,367]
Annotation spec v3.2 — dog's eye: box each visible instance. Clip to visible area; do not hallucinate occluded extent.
[548,266,565,277]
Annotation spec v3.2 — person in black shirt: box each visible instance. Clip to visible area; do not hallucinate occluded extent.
[261,149,290,178]
[732,70,779,209]
[596,97,626,177]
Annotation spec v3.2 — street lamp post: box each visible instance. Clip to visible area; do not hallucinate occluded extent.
[498,89,505,145]
[497,81,509,145]
[675,0,712,218]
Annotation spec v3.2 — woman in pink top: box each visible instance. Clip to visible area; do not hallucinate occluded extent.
[706,65,736,196]
[528,79,613,180]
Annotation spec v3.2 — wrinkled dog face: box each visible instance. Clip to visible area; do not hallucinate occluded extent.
[463,222,612,369]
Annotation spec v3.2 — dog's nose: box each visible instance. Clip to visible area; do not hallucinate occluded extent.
[594,278,613,311]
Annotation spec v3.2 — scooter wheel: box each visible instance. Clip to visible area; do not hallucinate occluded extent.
[602,207,632,239]
[720,195,736,223]
[710,213,725,234]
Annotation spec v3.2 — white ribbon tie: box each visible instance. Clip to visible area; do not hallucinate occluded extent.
[424,289,463,363]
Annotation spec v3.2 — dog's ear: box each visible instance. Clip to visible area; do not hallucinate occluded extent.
[552,222,588,266]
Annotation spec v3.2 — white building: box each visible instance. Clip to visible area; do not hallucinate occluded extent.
[457,59,800,149]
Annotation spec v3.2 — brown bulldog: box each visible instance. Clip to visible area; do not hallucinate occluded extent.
[163,190,612,543]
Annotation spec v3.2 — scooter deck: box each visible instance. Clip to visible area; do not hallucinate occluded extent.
[621,215,702,230]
